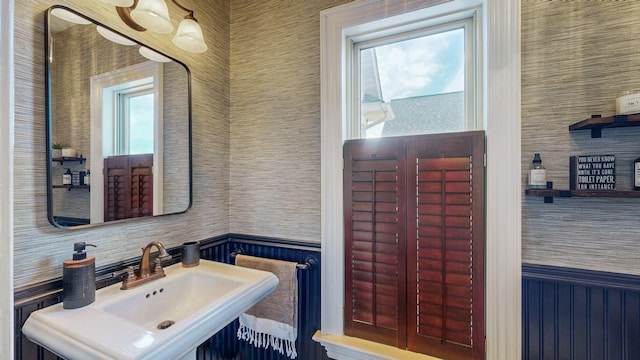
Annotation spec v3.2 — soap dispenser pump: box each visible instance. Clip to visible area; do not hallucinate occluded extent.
[63,242,97,309]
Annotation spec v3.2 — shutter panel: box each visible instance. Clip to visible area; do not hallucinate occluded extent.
[406,131,485,359]
[104,156,130,221]
[344,138,407,348]
[104,154,153,221]
[344,132,485,359]
[129,154,154,218]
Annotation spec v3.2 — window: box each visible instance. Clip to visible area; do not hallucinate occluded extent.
[319,0,522,358]
[342,7,486,359]
[115,84,154,155]
[349,10,481,139]
[109,78,155,156]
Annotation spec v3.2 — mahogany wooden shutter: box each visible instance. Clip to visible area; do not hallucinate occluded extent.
[129,156,153,218]
[104,154,153,221]
[406,131,485,359]
[344,137,407,347]
[344,131,485,359]
[104,156,130,221]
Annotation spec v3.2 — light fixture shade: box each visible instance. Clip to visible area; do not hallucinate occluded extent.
[100,0,135,6]
[97,26,136,46]
[139,46,172,62]
[130,0,173,34]
[172,18,207,53]
[50,8,92,25]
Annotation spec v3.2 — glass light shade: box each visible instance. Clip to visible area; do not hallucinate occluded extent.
[50,8,92,25]
[139,46,172,62]
[96,26,136,46]
[100,0,135,6]
[130,0,173,34]
[172,18,207,53]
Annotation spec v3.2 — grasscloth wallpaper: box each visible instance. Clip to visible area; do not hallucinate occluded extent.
[229,0,351,242]
[522,2,640,275]
[17,0,639,288]
[14,0,230,287]
[14,0,352,288]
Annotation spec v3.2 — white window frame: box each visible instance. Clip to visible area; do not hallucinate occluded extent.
[349,11,482,139]
[90,61,164,224]
[317,1,521,359]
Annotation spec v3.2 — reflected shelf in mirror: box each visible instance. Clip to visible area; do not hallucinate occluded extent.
[52,156,86,165]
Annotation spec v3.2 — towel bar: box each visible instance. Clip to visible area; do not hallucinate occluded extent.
[230,248,318,270]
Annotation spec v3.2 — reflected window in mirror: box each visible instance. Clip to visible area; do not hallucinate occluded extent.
[46,6,191,229]
[122,90,154,154]
[112,77,155,155]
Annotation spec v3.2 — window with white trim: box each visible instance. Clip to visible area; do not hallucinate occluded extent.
[349,9,482,139]
[111,79,154,156]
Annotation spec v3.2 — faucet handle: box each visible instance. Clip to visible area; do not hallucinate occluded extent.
[113,266,135,280]
[153,256,171,273]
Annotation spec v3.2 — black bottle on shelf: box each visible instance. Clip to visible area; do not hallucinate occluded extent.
[634,157,640,191]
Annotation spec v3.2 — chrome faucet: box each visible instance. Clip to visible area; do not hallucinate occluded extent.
[118,241,172,290]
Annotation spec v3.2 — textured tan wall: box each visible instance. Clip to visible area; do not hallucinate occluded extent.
[522,2,640,275]
[14,0,229,287]
[229,0,351,242]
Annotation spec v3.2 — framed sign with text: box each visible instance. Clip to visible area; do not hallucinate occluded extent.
[570,155,616,191]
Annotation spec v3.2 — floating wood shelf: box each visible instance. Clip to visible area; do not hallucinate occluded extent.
[569,113,640,138]
[52,156,86,164]
[52,184,90,191]
[526,189,640,200]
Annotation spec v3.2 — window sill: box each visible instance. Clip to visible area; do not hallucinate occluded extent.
[312,331,441,360]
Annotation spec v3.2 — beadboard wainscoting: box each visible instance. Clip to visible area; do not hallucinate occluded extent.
[523,264,640,359]
[14,235,327,360]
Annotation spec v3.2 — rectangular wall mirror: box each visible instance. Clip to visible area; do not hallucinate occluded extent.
[46,6,192,229]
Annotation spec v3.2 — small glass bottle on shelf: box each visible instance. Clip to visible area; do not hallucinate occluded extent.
[528,153,546,190]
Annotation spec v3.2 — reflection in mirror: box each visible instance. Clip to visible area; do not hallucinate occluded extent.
[46,6,191,229]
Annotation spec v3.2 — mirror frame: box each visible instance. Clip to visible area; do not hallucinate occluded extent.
[45,5,193,229]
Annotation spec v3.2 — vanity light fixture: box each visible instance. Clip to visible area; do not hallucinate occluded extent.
[130,0,173,34]
[101,0,207,53]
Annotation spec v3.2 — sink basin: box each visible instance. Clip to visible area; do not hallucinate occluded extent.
[22,259,278,360]
[102,271,245,329]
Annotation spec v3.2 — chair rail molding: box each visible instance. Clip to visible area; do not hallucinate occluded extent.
[320,0,521,359]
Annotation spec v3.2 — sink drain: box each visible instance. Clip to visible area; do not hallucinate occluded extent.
[157,320,175,330]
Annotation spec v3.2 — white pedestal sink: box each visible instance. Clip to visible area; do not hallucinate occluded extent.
[22,259,279,360]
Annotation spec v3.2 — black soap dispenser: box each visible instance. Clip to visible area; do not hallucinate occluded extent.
[63,242,97,309]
